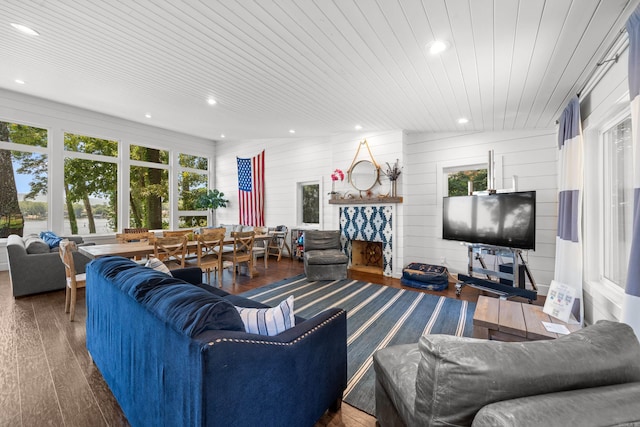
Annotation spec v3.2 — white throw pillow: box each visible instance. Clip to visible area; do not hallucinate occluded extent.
[145,257,172,276]
[236,296,295,336]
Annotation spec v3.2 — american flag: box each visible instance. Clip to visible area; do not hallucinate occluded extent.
[237,150,265,226]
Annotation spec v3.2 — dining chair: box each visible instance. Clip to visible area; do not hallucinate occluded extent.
[59,239,87,321]
[117,227,152,243]
[162,229,195,257]
[186,228,229,287]
[153,235,188,269]
[116,228,152,261]
[221,231,255,284]
[267,225,289,261]
[252,226,269,270]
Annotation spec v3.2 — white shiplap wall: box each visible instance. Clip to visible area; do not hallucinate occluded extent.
[214,130,406,273]
[0,89,214,271]
[404,129,558,294]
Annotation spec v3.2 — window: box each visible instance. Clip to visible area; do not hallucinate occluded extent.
[299,182,319,224]
[0,121,48,237]
[602,116,633,287]
[177,153,208,228]
[64,133,118,234]
[130,144,169,230]
[446,167,488,196]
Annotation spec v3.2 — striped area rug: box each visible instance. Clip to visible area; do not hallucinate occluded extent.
[239,274,476,415]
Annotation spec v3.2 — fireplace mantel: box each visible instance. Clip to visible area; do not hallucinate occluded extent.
[329,196,402,205]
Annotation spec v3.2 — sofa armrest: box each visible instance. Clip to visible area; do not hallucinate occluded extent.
[472,382,640,427]
[171,267,203,285]
[198,308,347,426]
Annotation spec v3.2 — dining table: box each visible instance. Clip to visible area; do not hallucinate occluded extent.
[79,234,273,260]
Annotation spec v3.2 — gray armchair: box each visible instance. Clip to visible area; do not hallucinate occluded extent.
[303,230,348,281]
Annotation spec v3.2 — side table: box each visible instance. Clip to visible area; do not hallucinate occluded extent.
[473,296,581,341]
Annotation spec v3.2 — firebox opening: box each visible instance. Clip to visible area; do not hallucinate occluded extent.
[350,240,383,275]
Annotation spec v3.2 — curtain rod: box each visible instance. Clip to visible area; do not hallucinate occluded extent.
[577,26,628,98]
[556,26,628,124]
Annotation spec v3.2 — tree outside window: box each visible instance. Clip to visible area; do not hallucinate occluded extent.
[301,183,319,224]
[130,144,169,230]
[64,133,118,234]
[0,121,48,237]
[447,169,488,196]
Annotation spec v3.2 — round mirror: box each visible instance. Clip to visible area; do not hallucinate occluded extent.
[349,160,379,192]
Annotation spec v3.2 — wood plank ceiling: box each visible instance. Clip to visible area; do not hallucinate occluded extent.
[0,0,637,140]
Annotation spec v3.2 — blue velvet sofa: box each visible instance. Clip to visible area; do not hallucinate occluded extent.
[85,257,347,427]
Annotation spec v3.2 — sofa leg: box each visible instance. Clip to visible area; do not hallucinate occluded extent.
[329,397,342,412]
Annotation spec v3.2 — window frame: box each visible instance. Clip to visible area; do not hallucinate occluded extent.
[598,111,633,290]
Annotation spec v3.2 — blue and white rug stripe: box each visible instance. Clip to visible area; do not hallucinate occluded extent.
[240,274,476,415]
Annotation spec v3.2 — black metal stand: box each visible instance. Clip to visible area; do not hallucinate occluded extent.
[455,244,537,302]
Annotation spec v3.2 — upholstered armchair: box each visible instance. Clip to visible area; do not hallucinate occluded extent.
[303,230,348,281]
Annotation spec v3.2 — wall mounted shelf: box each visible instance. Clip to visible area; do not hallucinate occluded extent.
[329,197,403,205]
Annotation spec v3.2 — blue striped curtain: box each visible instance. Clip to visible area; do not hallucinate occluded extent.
[622,7,640,337]
[555,96,583,325]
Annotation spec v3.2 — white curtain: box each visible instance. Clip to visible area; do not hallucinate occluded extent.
[622,7,640,337]
[555,96,584,325]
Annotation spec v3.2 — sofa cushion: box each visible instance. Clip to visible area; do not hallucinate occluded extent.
[236,295,295,336]
[143,284,245,337]
[414,320,640,426]
[471,382,640,427]
[24,235,50,254]
[88,257,245,336]
[304,249,348,265]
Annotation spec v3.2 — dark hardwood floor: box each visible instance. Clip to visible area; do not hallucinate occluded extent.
[0,256,512,427]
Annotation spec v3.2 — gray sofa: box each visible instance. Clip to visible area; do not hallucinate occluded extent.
[374,320,640,427]
[7,234,93,297]
[303,230,348,281]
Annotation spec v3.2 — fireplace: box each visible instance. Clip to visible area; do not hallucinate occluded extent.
[350,240,384,274]
[340,205,394,276]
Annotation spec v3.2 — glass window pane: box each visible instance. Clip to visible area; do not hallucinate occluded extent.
[0,121,48,237]
[603,117,633,287]
[448,169,488,196]
[130,144,169,164]
[179,153,208,170]
[179,171,208,211]
[130,165,169,230]
[0,121,47,147]
[65,133,118,156]
[63,158,117,235]
[179,215,207,228]
[302,184,319,224]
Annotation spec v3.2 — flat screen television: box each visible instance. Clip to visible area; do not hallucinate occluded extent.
[442,191,536,250]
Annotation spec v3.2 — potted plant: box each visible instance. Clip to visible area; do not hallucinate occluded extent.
[196,189,229,225]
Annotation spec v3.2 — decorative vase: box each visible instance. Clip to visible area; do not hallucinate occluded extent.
[391,180,397,197]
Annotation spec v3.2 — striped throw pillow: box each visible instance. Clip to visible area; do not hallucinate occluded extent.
[236,296,295,336]
[145,257,172,276]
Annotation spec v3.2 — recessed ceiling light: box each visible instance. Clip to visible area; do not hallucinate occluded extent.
[145,113,152,119]
[427,40,449,55]
[289,129,295,134]
[220,134,225,138]
[11,23,39,36]
[355,125,363,130]
[207,98,216,105]
[457,117,469,124]
[15,79,25,85]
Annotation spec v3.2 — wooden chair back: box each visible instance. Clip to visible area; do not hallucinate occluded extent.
[153,235,188,269]
[59,239,87,321]
[222,231,255,284]
[194,228,227,286]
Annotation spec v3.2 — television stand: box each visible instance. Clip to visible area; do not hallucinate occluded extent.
[455,245,537,302]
